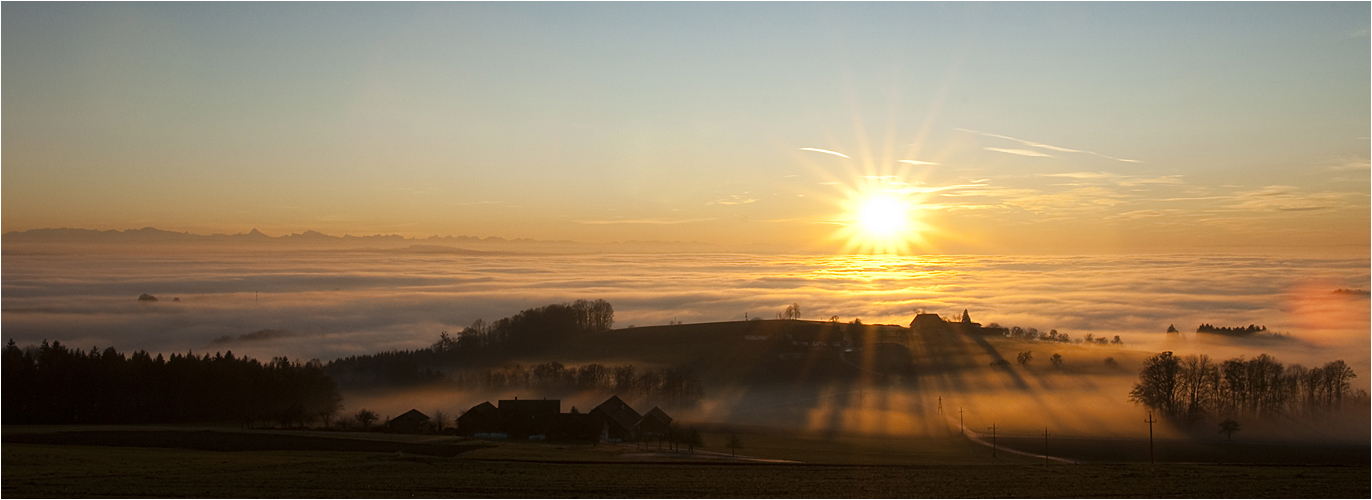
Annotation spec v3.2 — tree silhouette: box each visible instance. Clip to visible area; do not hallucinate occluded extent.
[1017,351,1033,366]
[726,434,744,457]
[1129,351,1181,420]
[432,410,450,433]
[355,409,378,429]
[1218,419,1240,440]
[783,303,802,320]
[686,427,704,453]
[1050,353,1063,368]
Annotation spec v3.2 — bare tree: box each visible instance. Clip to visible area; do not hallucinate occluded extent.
[726,434,744,457]
[1218,419,1240,440]
[1017,351,1033,366]
[1050,353,1063,368]
[686,427,704,454]
[1130,351,1181,420]
[783,303,802,320]
[432,410,450,433]
[355,409,378,429]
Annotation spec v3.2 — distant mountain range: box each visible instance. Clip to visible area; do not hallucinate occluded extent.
[2,227,548,244]
[1,227,728,253]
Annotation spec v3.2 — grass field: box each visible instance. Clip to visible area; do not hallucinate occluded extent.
[4,427,1367,498]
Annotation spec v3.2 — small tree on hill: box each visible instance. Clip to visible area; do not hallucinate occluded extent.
[686,427,704,454]
[726,434,744,457]
[1017,351,1033,366]
[1218,419,1240,441]
[783,303,802,320]
[1050,353,1063,368]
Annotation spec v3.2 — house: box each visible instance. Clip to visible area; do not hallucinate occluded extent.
[498,397,560,439]
[457,401,501,437]
[634,406,673,440]
[911,310,1008,336]
[386,409,431,434]
[589,395,642,442]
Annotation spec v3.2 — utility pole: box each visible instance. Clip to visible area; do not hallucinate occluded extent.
[938,397,942,416]
[1043,427,1050,466]
[1144,411,1158,465]
[988,423,997,458]
[958,408,964,435]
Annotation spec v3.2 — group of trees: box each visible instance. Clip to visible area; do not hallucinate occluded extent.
[2,339,342,427]
[1129,351,1365,424]
[1000,325,1122,345]
[325,300,614,388]
[1195,324,1268,336]
[432,299,614,356]
[459,362,704,408]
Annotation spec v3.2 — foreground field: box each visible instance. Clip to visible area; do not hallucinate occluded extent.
[4,428,1367,498]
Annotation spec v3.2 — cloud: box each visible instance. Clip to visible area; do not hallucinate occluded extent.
[1221,186,1353,212]
[799,148,850,159]
[708,195,757,206]
[3,250,1367,394]
[898,160,940,165]
[984,147,1053,158]
[958,128,1141,163]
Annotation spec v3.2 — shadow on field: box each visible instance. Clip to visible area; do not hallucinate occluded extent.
[993,435,1370,465]
[2,430,493,457]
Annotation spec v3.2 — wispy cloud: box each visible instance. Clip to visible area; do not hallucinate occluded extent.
[799,148,850,159]
[959,128,1141,163]
[1221,186,1353,212]
[709,195,757,206]
[984,147,1053,158]
[898,160,940,165]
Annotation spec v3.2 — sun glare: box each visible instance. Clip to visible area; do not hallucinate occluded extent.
[834,190,930,255]
[858,196,909,237]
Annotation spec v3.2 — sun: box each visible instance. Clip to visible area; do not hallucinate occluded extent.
[857,196,910,237]
[833,190,930,255]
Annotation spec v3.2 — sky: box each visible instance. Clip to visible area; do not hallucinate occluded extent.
[3,3,1369,254]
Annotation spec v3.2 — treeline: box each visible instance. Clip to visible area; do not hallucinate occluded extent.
[2,340,342,426]
[1196,324,1267,336]
[996,324,1122,345]
[460,362,704,408]
[325,300,613,388]
[1129,351,1365,424]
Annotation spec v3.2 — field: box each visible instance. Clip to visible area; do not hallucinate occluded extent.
[4,426,1367,498]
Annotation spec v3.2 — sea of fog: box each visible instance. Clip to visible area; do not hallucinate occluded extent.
[3,250,1368,390]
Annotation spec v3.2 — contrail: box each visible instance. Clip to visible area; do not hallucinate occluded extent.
[800,148,850,159]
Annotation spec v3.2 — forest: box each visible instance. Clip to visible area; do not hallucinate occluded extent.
[323,299,615,388]
[1195,324,1269,336]
[1128,351,1365,424]
[2,339,342,426]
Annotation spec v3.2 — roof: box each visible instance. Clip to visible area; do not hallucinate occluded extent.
[644,407,672,425]
[591,395,642,431]
[458,401,497,420]
[389,409,430,424]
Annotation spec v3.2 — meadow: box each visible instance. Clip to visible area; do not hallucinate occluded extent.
[4,426,1367,498]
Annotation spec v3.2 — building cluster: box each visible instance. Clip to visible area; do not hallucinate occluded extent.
[910,309,1007,336]
[453,395,672,442]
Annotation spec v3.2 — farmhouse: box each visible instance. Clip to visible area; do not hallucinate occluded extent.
[911,309,1007,336]
[456,395,668,443]
[386,409,431,434]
